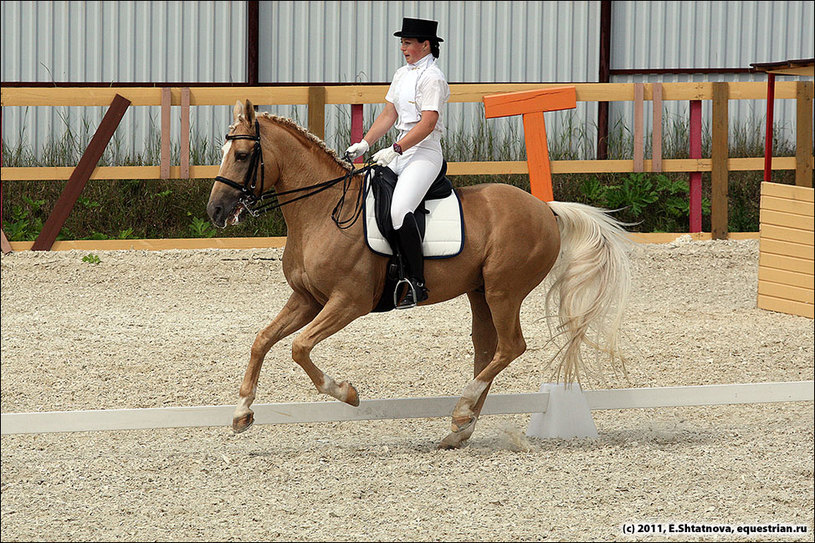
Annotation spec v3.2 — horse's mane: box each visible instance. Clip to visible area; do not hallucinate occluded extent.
[231,113,353,172]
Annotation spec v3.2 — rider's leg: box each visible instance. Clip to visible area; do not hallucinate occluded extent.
[394,211,428,307]
[389,147,442,230]
[389,147,442,308]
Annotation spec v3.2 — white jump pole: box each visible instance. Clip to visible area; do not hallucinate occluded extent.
[2,381,812,437]
[0,392,549,435]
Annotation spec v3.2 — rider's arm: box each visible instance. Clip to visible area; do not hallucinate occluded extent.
[361,102,398,146]
[394,111,438,152]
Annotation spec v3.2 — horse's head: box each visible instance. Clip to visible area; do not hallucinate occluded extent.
[207,99,274,228]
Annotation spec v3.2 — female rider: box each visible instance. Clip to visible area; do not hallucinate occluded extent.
[345,17,449,309]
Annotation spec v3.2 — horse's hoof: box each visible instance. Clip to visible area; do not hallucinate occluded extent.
[438,416,477,449]
[343,382,360,407]
[438,432,467,450]
[232,411,255,433]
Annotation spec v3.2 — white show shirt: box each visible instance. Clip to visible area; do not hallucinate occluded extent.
[385,54,450,147]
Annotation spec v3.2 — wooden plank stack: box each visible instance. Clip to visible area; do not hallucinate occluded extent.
[757,182,814,318]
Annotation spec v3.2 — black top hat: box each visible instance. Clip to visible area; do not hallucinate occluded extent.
[393,17,444,42]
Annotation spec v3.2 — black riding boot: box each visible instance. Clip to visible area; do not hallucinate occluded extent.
[393,212,428,309]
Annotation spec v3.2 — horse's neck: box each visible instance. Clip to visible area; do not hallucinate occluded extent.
[264,119,355,234]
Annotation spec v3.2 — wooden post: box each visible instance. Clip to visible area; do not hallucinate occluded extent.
[652,83,663,173]
[351,104,364,164]
[1,104,4,234]
[711,82,729,240]
[483,86,577,202]
[633,83,644,172]
[31,94,131,251]
[522,111,554,200]
[796,81,813,188]
[181,87,191,179]
[308,86,326,141]
[160,88,171,179]
[689,100,703,233]
[1,229,12,255]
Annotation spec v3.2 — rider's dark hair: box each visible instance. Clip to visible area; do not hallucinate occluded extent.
[430,39,440,58]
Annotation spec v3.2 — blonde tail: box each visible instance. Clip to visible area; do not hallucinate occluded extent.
[545,201,633,385]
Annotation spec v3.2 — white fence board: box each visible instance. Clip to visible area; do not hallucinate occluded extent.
[3,381,812,436]
[583,381,814,410]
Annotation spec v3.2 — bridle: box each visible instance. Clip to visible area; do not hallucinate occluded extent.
[214,119,268,209]
[213,119,375,229]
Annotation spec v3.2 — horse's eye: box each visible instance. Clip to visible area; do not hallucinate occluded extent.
[235,152,249,161]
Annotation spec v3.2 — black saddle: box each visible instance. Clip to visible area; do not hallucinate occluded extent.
[369,160,453,242]
[368,161,453,313]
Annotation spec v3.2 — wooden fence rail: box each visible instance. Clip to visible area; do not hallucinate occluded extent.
[2,81,813,240]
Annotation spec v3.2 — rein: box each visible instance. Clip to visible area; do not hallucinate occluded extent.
[214,120,374,229]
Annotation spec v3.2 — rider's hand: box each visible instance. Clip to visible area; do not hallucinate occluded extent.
[372,146,399,166]
[345,140,369,160]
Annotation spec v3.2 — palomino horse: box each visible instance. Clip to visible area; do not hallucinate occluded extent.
[207,100,632,449]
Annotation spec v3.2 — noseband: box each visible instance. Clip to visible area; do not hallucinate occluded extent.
[213,118,375,227]
[214,119,268,208]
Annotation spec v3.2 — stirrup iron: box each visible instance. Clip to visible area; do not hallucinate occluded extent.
[394,278,426,310]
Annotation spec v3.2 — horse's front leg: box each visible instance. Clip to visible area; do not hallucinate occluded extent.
[290,296,369,406]
[233,291,321,433]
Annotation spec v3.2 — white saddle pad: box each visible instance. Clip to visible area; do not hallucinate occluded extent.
[363,175,465,259]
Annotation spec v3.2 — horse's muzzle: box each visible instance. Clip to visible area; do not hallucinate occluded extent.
[207,198,244,229]
[206,200,227,228]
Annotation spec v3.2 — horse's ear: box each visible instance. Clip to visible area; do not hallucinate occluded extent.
[233,100,243,122]
[244,99,256,124]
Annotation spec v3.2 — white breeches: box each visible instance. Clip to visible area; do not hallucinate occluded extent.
[386,143,444,230]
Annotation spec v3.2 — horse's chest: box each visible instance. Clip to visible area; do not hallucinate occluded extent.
[283,261,331,304]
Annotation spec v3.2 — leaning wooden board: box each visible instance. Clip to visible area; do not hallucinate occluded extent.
[758,182,814,318]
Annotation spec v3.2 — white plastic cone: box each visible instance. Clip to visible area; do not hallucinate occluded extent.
[526,382,598,439]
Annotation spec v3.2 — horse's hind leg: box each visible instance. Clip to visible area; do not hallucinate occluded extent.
[440,291,499,448]
[234,291,321,433]
[440,291,526,449]
[290,297,368,406]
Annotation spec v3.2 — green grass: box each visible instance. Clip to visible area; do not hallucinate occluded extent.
[1,108,800,240]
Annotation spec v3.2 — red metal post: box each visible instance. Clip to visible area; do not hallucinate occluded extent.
[247,0,259,86]
[689,100,703,233]
[763,73,776,182]
[351,104,364,163]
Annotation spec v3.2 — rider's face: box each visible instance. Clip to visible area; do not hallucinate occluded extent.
[400,38,430,64]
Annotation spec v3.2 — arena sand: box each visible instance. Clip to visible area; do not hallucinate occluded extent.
[2,237,813,541]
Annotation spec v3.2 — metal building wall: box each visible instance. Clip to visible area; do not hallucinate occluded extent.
[2,1,812,162]
[258,0,601,154]
[1,0,245,163]
[608,1,814,157]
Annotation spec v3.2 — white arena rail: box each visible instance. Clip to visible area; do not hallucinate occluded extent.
[1,381,812,436]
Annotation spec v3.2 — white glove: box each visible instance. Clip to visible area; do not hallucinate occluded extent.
[372,146,399,166]
[345,140,369,160]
